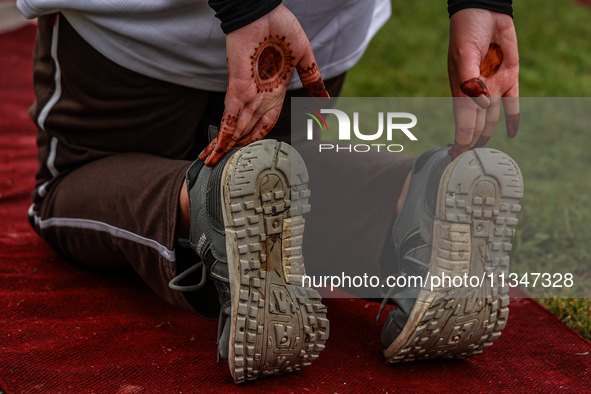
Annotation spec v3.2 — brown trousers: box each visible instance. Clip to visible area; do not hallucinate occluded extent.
[28,14,414,318]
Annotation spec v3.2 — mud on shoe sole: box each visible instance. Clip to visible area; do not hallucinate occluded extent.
[221,140,329,383]
[384,148,523,363]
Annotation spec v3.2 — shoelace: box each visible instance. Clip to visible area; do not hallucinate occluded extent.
[169,238,209,292]
[169,260,208,292]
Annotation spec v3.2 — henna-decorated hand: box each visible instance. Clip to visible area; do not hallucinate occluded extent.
[199,4,328,166]
[447,8,519,159]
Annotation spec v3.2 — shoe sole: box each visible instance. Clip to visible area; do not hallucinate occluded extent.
[384,148,523,362]
[220,140,329,383]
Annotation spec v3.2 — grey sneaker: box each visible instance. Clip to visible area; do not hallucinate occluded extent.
[170,138,329,383]
[379,147,523,362]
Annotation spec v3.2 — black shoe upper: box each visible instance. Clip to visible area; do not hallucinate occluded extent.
[168,136,238,360]
[380,146,452,347]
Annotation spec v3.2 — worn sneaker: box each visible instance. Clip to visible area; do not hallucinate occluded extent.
[170,138,329,383]
[379,147,523,362]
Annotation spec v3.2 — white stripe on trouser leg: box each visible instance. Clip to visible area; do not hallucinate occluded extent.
[37,14,62,132]
[37,181,49,198]
[46,137,59,178]
[35,215,177,262]
[35,15,61,197]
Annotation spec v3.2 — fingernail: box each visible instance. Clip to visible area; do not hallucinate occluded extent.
[473,94,491,109]
[448,143,470,159]
[198,150,207,160]
[505,113,519,138]
[312,95,330,103]
[304,79,330,99]
[474,135,490,148]
[460,78,491,108]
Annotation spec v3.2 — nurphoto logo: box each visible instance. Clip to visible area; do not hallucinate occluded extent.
[304,108,418,153]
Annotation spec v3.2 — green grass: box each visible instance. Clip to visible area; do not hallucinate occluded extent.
[340,0,591,339]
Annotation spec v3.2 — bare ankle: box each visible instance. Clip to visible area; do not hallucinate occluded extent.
[176,180,191,239]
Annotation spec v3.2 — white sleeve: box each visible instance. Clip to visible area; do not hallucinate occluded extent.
[16,0,60,19]
[16,0,200,19]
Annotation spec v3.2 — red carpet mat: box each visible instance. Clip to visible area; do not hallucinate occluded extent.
[2,25,591,393]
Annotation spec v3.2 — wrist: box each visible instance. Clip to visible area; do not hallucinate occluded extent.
[209,0,282,34]
[447,0,513,18]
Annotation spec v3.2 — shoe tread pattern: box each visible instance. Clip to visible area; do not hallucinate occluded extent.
[223,140,328,382]
[387,148,523,363]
